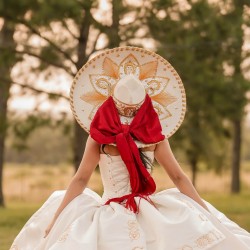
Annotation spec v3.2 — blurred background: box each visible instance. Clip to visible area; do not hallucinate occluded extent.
[0,0,250,248]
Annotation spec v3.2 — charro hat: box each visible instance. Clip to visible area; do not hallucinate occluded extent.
[70,46,186,144]
[112,74,146,118]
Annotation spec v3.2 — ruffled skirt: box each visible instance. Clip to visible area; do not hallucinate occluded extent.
[10,188,250,250]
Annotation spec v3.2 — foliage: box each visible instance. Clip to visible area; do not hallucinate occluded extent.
[0,0,146,152]
[146,0,250,184]
[242,124,250,161]
[5,117,73,164]
[0,0,249,206]
[0,0,152,205]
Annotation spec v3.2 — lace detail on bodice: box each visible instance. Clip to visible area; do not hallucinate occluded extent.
[99,151,154,203]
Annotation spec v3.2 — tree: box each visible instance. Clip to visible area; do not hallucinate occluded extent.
[220,0,250,192]
[0,20,16,207]
[146,0,250,189]
[0,0,71,206]
[145,0,232,185]
[0,0,147,206]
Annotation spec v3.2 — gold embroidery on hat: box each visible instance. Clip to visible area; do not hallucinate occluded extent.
[153,102,171,120]
[90,74,116,96]
[120,54,140,78]
[146,79,161,93]
[113,96,144,117]
[83,54,177,121]
[139,61,158,80]
[124,61,137,75]
[103,57,119,78]
[70,47,186,138]
[152,92,177,107]
[96,78,112,90]
[81,91,107,106]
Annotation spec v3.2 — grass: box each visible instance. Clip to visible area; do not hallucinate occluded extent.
[2,193,250,250]
[203,193,250,230]
[1,163,250,249]
[0,203,40,250]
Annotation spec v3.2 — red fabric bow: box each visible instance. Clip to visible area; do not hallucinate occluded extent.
[90,94,165,213]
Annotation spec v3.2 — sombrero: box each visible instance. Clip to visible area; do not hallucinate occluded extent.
[70,46,186,145]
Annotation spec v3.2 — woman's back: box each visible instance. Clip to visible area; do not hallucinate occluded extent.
[100,144,156,156]
[99,150,154,203]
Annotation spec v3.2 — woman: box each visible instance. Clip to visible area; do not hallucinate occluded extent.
[11,47,250,250]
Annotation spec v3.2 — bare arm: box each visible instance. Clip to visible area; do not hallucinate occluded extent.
[44,136,100,237]
[155,139,209,211]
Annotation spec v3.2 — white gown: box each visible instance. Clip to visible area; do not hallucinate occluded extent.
[10,152,250,250]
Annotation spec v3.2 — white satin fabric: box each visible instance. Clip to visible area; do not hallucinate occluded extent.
[11,152,250,250]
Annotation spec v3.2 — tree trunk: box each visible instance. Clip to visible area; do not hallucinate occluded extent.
[0,21,16,207]
[73,7,92,171]
[231,119,241,193]
[73,122,88,171]
[109,0,122,48]
[0,79,9,207]
[230,0,244,193]
[190,157,197,187]
[73,1,123,171]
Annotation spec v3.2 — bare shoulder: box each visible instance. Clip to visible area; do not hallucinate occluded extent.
[155,139,172,155]
[81,136,100,161]
[75,136,101,182]
[154,139,178,167]
[87,135,99,145]
[154,139,186,180]
[87,136,100,148]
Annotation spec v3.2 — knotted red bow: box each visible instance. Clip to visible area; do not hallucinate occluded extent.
[90,94,165,213]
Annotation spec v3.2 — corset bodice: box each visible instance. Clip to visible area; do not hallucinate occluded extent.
[99,151,154,202]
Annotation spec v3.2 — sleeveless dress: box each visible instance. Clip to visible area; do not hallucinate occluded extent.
[10,151,250,250]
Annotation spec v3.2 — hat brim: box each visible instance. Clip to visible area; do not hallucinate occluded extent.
[70,46,186,147]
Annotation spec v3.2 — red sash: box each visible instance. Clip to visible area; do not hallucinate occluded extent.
[90,94,165,212]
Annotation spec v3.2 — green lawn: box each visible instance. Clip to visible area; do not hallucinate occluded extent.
[1,193,250,250]
[0,203,40,250]
[203,192,250,231]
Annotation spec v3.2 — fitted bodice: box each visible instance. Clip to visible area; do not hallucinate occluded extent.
[99,151,154,202]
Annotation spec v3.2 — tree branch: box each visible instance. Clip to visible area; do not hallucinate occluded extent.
[3,14,77,67]
[62,19,79,40]
[0,77,69,100]
[88,30,102,56]
[0,47,75,77]
[91,15,110,32]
